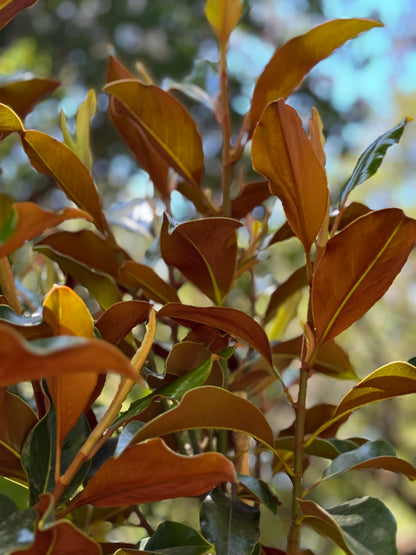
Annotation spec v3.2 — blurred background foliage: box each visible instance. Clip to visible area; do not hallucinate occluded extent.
[1,0,416,552]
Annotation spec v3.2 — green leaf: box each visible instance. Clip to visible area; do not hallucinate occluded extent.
[200,489,260,555]
[116,357,213,428]
[299,497,398,555]
[339,118,412,207]
[237,474,279,514]
[321,439,416,482]
[0,506,38,555]
[0,194,18,244]
[145,521,213,555]
[21,406,90,505]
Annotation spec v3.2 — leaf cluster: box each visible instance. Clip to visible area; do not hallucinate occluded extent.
[0,2,415,554]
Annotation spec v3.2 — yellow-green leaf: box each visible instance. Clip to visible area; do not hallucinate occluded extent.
[205,0,243,44]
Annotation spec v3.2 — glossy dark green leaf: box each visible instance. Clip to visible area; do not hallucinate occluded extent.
[339,118,411,207]
[299,497,398,555]
[275,436,359,460]
[115,358,212,430]
[145,521,213,555]
[0,506,37,554]
[238,474,279,514]
[321,439,416,481]
[200,489,260,555]
[21,406,90,505]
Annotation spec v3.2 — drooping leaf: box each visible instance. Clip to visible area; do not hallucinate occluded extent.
[158,303,272,364]
[0,324,139,386]
[272,336,357,380]
[21,129,108,233]
[339,118,412,207]
[200,488,260,555]
[252,99,329,252]
[321,439,416,482]
[205,0,243,44]
[312,208,416,344]
[95,300,150,344]
[249,18,383,131]
[129,386,275,450]
[230,181,272,219]
[36,229,124,278]
[0,0,37,30]
[145,521,213,555]
[35,244,123,310]
[104,79,204,190]
[73,437,236,508]
[264,267,307,324]
[21,407,90,505]
[0,78,60,120]
[160,214,242,304]
[0,506,38,554]
[298,497,398,555]
[238,474,279,514]
[119,260,180,304]
[0,203,91,258]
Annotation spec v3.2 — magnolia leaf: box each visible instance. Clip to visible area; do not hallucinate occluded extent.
[205,0,243,44]
[160,214,242,304]
[37,229,124,278]
[104,79,204,190]
[0,324,139,386]
[43,286,97,447]
[0,506,38,554]
[275,436,358,461]
[21,407,90,505]
[74,437,236,508]
[95,300,150,344]
[115,358,213,427]
[21,130,108,233]
[200,488,260,555]
[0,77,60,120]
[145,521,213,555]
[0,194,18,244]
[0,203,91,259]
[119,260,180,304]
[272,336,357,380]
[298,497,397,555]
[230,181,272,219]
[0,0,37,30]
[129,386,275,449]
[339,118,412,207]
[238,474,279,514]
[312,208,416,344]
[309,106,326,168]
[264,266,307,324]
[75,89,97,169]
[35,244,123,310]
[158,303,272,364]
[0,388,37,457]
[250,18,383,131]
[321,439,416,482]
[252,99,329,252]
[0,102,24,133]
